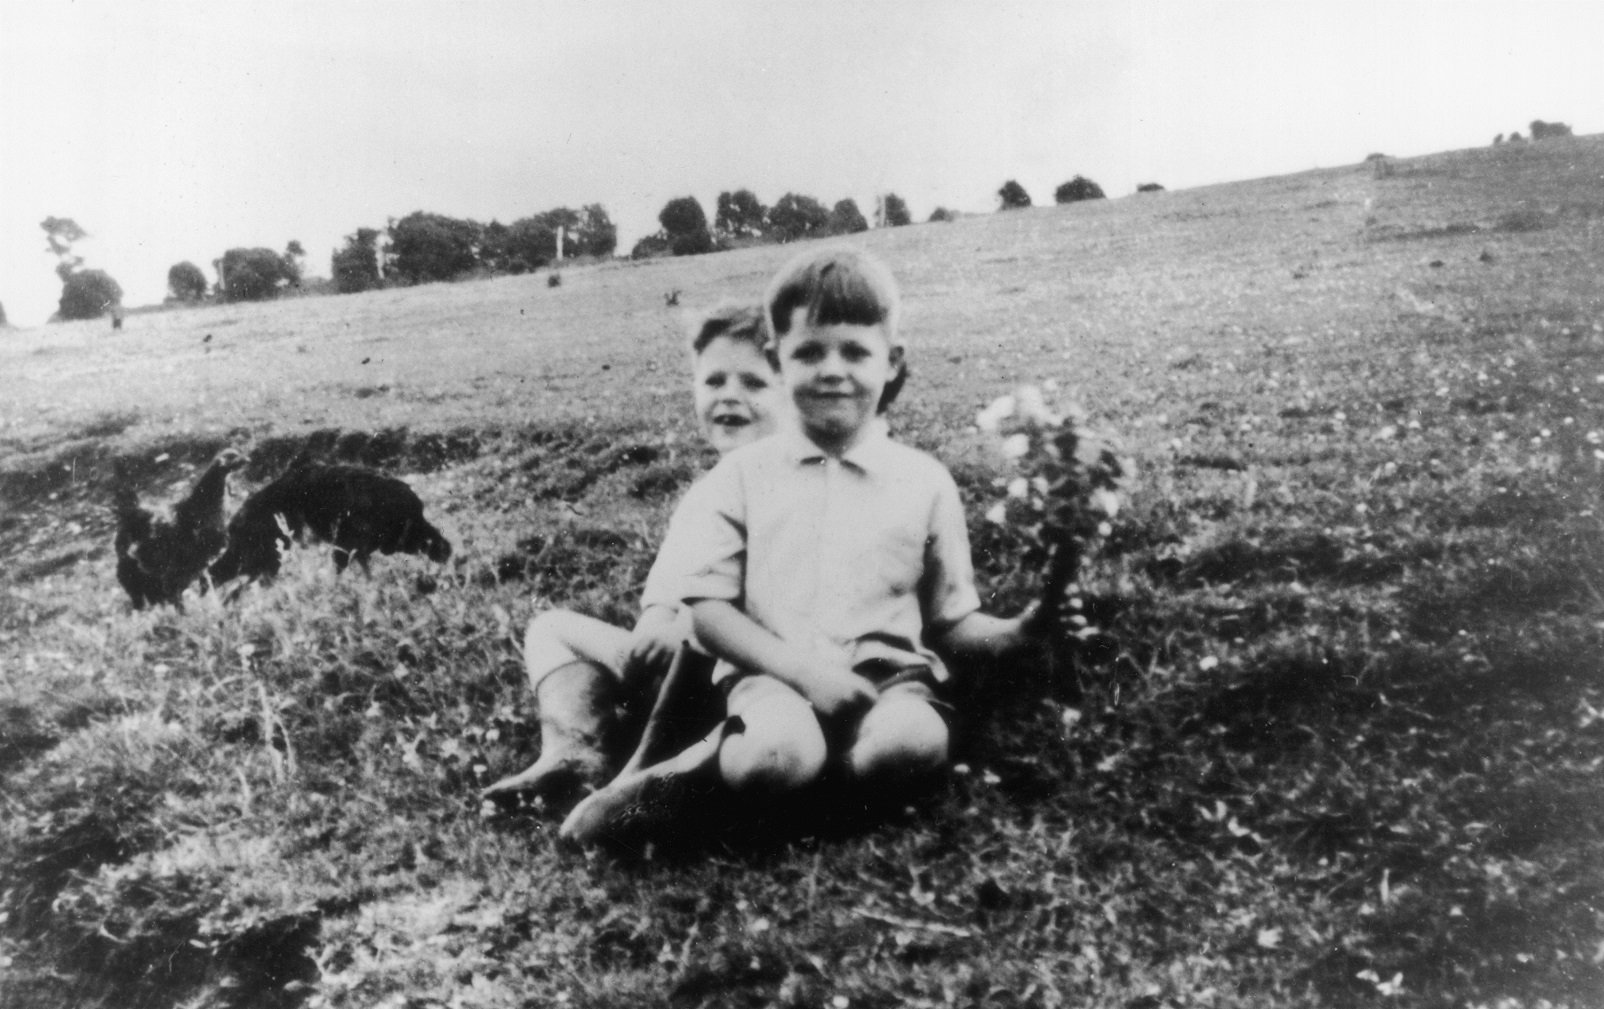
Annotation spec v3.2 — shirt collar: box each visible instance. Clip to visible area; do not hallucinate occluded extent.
[783,418,894,472]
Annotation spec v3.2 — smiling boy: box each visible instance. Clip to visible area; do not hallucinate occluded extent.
[484,302,782,800]
[561,248,1043,843]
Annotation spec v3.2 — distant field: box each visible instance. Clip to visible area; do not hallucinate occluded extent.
[2,138,1602,1009]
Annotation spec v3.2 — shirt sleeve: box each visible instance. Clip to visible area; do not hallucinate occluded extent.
[639,540,685,611]
[660,458,747,607]
[640,482,703,609]
[921,467,983,630]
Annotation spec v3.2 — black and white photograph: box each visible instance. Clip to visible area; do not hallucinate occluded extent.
[2,2,1601,1006]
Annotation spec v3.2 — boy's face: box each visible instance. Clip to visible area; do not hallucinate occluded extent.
[693,335,782,455]
[775,310,903,452]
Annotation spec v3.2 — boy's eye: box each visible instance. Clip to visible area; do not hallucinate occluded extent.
[740,374,770,392]
[703,372,727,388]
[841,344,871,362]
[789,345,824,363]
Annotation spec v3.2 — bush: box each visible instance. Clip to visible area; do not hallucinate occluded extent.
[166,261,208,302]
[1136,182,1165,193]
[997,180,1032,210]
[769,193,829,242]
[879,193,912,227]
[1530,119,1573,140]
[387,212,481,283]
[929,207,959,223]
[630,232,673,260]
[658,197,713,256]
[1054,176,1105,204]
[57,269,122,320]
[827,198,868,235]
[332,228,383,294]
[218,247,294,302]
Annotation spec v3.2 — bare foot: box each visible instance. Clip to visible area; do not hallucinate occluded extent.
[481,746,609,800]
[558,730,725,844]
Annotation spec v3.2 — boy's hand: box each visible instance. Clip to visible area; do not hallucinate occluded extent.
[800,665,879,721]
[622,606,681,684]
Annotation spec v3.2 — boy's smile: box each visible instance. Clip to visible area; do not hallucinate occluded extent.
[777,312,903,453]
[694,335,783,455]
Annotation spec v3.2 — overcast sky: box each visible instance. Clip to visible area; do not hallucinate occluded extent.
[2,1,1600,326]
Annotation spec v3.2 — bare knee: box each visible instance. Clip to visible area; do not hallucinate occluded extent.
[718,694,827,794]
[526,609,588,654]
[847,696,949,784]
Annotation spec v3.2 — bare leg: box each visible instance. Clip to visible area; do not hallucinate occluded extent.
[559,675,827,846]
[558,719,730,844]
[482,659,616,797]
[844,683,949,786]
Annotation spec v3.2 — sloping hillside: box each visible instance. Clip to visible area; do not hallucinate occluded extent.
[2,137,1602,1009]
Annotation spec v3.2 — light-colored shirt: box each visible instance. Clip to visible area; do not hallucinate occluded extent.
[665,424,982,682]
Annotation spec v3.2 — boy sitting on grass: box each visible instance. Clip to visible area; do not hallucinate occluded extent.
[561,247,1045,843]
[483,302,783,800]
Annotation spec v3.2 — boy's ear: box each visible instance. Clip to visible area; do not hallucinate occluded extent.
[888,344,906,371]
[764,345,781,371]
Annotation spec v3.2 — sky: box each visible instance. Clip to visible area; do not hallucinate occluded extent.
[2,0,1601,326]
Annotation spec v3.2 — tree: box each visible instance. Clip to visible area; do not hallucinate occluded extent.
[219,247,295,301]
[570,203,618,258]
[1054,176,1106,204]
[1530,119,1573,140]
[1136,182,1165,193]
[658,196,712,256]
[58,268,122,320]
[41,216,87,282]
[878,193,912,228]
[167,261,208,302]
[768,193,829,242]
[282,240,305,286]
[478,220,515,274]
[387,211,482,283]
[997,180,1032,210]
[332,228,383,293]
[0,301,8,327]
[503,215,565,272]
[929,207,958,223]
[827,198,869,235]
[715,189,768,241]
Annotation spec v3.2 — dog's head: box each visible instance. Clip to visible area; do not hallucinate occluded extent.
[401,519,452,563]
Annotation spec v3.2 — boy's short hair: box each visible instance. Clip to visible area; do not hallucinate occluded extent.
[690,301,768,356]
[764,247,901,346]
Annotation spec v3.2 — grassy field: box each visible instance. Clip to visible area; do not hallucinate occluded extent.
[2,137,1602,1009]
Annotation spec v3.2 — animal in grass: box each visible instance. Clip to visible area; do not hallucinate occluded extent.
[208,463,452,586]
[112,448,249,609]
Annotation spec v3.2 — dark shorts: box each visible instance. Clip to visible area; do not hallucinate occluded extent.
[717,659,955,730]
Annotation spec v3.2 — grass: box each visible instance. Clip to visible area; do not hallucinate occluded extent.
[2,135,1603,1008]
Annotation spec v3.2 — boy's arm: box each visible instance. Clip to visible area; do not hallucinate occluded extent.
[920,466,1048,662]
[930,605,1042,662]
[622,604,682,683]
[691,600,877,719]
[622,475,721,682]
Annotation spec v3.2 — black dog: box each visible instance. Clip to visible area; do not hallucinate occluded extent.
[209,463,451,587]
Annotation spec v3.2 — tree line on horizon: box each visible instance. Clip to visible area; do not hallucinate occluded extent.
[26,171,1125,322]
